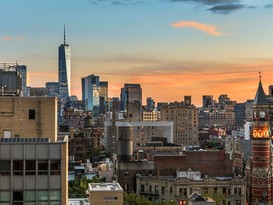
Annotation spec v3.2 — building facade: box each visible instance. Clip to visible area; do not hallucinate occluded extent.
[160,103,198,146]
[81,74,100,111]
[136,170,246,205]
[0,96,68,204]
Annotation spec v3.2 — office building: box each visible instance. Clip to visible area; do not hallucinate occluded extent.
[0,96,68,204]
[160,101,198,146]
[29,87,48,97]
[58,26,71,100]
[82,74,100,111]
[120,84,142,121]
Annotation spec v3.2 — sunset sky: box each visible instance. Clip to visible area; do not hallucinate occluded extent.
[1,0,273,106]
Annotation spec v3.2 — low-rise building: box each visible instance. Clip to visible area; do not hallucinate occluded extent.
[136,169,246,205]
[87,182,123,205]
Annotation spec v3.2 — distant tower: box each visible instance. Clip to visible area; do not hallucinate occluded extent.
[251,74,272,204]
[58,24,71,100]
[81,74,100,111]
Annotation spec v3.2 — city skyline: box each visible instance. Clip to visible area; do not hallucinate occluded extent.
[1,0,273,106]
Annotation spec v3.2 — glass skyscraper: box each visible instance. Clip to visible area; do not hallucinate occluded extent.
[81,74,100,111]
[58,26,71,100]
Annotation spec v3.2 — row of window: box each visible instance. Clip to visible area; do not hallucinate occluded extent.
[141,184,242,196]
[0,160,61,175]
[0,190,61,203]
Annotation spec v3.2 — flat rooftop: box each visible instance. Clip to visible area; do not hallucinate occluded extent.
[88,182,123,191]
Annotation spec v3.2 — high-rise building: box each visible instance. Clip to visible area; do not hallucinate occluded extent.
[120,84,142,121]
[146,97,155,111]
[16,65,27,96]
[81,74,100,111]
[46,82,59,97]
[0,63,22,96]
[202,95,213,108]
[58,25,71,100]
[250,76,273,204]
[160,99,198,146]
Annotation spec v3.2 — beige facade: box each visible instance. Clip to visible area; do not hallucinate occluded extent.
[87,182,123,205]
[136,170,246,205]
[0,97,57,142]
[160,105,198,145]
[0,96,68,204]
[142,110,160,121]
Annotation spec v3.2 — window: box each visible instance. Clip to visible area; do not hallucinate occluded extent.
[170,187,173,194]
[238,188,241,196]
[37,191,48,201]
[104,197,118,201]
[234,188,237,195]
[38,160,48,175]
[0,160,10,175]
[0,191,10,202]
[50,190,61,200]
[29,110,35,120]
[161,186,165,194]
[141,185,145,192]
[13,160,23,175]
[50,160,61,175]
[155,186,158,193]
[25,191,36,202]
[26,160,36,175]
[184,188,187,196]
[124,171,129,178]
[13,191,23,204]
[179,188,182,195]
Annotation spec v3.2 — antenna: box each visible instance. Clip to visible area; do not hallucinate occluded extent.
[64,23,66,45]
[259,71,261,81]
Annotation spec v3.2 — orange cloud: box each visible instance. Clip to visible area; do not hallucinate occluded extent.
[171,21,222,36]
[2,35,25,41]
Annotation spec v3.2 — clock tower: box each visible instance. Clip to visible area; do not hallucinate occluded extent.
[251,75,273,204]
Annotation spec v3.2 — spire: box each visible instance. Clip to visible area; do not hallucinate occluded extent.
[253,72,268,105]
[64,23,66,45]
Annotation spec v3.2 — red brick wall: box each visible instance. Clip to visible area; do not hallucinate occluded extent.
[154,150,233,177]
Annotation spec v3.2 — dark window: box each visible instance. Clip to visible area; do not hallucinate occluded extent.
[141,185,145,192]
[170,187,173,194]
[38,160,48,175]
[50,160,61,175]
[13,160,23,175]
[13,191,23,204]
[161,186,165,194]
[29,110,35,120]
[25,160,36,175]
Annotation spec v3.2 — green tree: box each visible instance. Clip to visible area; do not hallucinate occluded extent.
[69,175,102,198]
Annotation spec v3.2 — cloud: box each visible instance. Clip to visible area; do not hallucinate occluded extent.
[171,21,222,36]
[1,35,25,41]
[265,4,273,8]
[170,0,240,5]
[207,3,245,14]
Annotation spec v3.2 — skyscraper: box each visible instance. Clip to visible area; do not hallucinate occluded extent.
[81,74,100,111]
[120,84,142,121]
[58,25,71,100]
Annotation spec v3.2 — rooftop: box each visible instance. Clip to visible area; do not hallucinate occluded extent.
[88,182,123,192]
